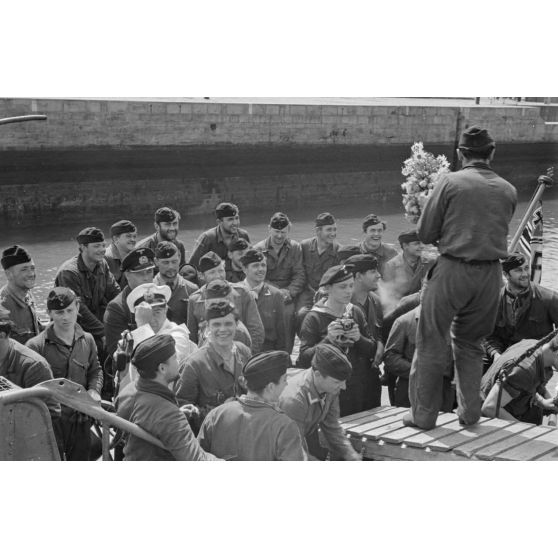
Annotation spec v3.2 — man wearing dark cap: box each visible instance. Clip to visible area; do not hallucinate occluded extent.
[484,252,558,367]
[186,251,264,352]
[153,241,198,326]
[104,219,137,288]
[189,202,250,270]
[27,287,103,460]
[176,301,252,430]
[279,344,361,460]
[0,245,43,344]
[405,125,517,430]
[254,212,305,353]
[225,237,250,283]
[240,248,287,353]
[298,212,341,326]
[122,334,218,460]
[357,214,399,276]
[55,227,121,352]
[198,351,306,460]
[297,264,379,415]
[382,229,435,303]
[136,207,187,269]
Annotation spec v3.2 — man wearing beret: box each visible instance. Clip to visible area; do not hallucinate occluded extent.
[225,237,250,283]
[483,252,558,367]
[189,202,251,270]
[135,207,187,270]
[240,248,287,353]
[153,241,198,326]
[27,288,103,460]
[405,125,517,430]
[104,219,138,288]
[279,344,361,460]
[176,301,252,430]
[0,245,43,345]
[122,334,218,460]
[198,351,306,460]
[382,229,435,303]
[186,251,264,352]
[297,212,341,327]
[254,212,305,353]
[297,264,379,416]
[55,227,121,355]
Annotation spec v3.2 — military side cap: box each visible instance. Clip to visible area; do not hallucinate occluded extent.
[77,227,105,245]
[204,279,232,300]
[110,220,137,237]
[155,207,180,223]
[155,241,178,259]
[229,238,250,252]
[312,343,352,381]
[315,212,335,227]
[240,248,265,266]
[1,245,32,270]
[398,229,420,244]
[121,247,155,273]
[199,251,223,273]
[0,319,16,335]
[502,251,527,273]
[344,253,378,273]
[127,283,171,313]
[242,350,291,391]
[205,300,235,321]
[131,334,176,377]
[215,202,239,219]
[47,287,77,310]
[362,214,386,232]
[269,212,290,230]
[337,245,362,262]
[459,125,495,152]
[319,264,355,287]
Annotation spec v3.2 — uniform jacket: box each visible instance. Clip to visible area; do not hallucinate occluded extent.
[382,291,421,341]
[135,233,187,268]
[104,243,127,289]
[253,237,306,298]
[198,396,306,460]
[300,237,340,292]
[0,284,43,345]
[225,261,245,283]
[358,241,399,277]
[382,253,435,300]
[383,307,420,380]
[55,253,121,339]
[104,285,134,358]
[123,377,217,461]
[26,323,103,394]
[154,273,198,326]
[189,226,250,269]
[352,291,384,343]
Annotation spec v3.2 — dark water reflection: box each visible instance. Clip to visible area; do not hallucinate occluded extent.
[2,190,558,316]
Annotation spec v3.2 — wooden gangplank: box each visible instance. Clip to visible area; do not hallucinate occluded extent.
[339,407,558,461]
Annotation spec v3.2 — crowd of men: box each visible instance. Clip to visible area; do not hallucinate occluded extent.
[2,125,558,461]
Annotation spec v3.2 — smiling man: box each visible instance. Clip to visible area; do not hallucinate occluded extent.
[104,219,137,288]
[358,214,399,276]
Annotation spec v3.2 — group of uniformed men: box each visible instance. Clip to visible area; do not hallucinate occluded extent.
[2,124,558,461]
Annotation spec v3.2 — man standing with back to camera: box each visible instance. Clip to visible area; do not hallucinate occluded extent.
[404,125,517,430]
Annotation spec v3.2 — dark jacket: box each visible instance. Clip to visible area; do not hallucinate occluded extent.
[247,281,287,352]
[55,254,121,339]
[300,237,340,292]
[104,285,134,358]
[0,284,43,345]
[154,273,198,326]
[104,243,127,289]
[189,226,250,269]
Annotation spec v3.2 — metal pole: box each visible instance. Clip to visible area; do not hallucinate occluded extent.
[0,115,47,126]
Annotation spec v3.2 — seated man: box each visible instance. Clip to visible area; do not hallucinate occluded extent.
[104,219,138,288]
[27,287,103,460]
[279,344,361,461]
[484,252,558,366]
[198,351,306,460]
[121,334,218,460]
[225,238,250,283]
[481,337,558,425]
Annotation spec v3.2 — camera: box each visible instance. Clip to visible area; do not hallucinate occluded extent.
[336,318,355,331]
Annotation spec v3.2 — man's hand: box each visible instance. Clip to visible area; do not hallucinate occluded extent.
[180,404,200,419]
[540,397,558,413]
[373,341,385,366]
[345,450,363,461]
[135,302,153,327]
[326,321,346,344]
[343,323,361,342]
[279,289,292,304]
[87,389,101,402]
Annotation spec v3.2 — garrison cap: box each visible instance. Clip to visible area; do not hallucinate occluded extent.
[1,245,32,270]
[228,238,250,253]
[344,253,378,273]
[110,220,137,237]
[131,334,176,377]
[121,247,155,273]
[398,229,420,244]
[77,227,105,245]
[155,207,180,224]
[240,248,266,267]
[205,300,235,321]
[362,214,386,232]
[269,212,291,230]
[312,343,352,381]
[47,287,77,311]
[126,283,171,313]
[502,252,528,273]
[204,279,232,300]
[242,350,291,391]
[319,264,355,287]
[0,319,16,335]
[315,212,336,227]
[458,125,495,152]
[215,202,239,219]
[199,251,223,273]
[155,241,178,260]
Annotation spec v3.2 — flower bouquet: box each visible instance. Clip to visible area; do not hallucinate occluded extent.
[401,142,450,223]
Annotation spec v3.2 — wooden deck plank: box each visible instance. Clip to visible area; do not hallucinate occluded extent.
[339,407,388,426]
[475,426,550,460]
[492,427,558,461]
[453,420,535,458]
[380,413,458,444]
[360,439,469,461]
[399,417,462,449]
[426,417,494,452]
[534,446,558,460]
[341,407,403,430]
[348,409,409,436]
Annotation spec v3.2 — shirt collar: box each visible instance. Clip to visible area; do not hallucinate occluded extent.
[3,284,33,308]
[136,377,178,405]
[45,322,85,344]
[306,369,327,404]
[462,161,492,171]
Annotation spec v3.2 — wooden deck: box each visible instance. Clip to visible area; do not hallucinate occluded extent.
[339,407,558,461]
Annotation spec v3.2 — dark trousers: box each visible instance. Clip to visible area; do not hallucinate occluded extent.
[53,410,92,461]
[409,258,501,429]
[395,376,455,411]
[339,368,382,417]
